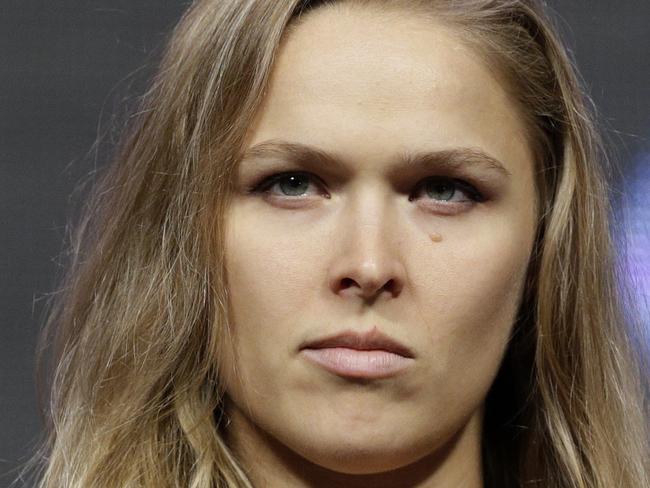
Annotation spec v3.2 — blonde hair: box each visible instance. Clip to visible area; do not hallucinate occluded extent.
[19,1,650,487]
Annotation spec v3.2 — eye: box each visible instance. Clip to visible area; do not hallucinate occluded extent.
[410,176,485,204]
[252,171,322,197]
[249,171,485,207]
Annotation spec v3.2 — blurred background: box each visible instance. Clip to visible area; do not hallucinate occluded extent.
[1,1,649,485]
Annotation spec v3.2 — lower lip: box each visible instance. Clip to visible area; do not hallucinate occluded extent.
[300,347,414,379]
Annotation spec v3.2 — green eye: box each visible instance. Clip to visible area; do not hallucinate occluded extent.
[276,174,311,196]
[424,178,456,201]
[252,172,484,204]
[254,172,318,197]
[413,176,484,203]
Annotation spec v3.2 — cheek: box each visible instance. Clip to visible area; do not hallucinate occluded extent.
[452,226,530,315]
[222,204,322,385]
[225,205,322,324]
[414,213,534,378]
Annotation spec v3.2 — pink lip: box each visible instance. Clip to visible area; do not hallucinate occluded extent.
[299,327,415,379]
[301,348,414,379]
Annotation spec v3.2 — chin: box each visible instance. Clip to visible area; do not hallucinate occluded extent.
[290,432,436,475]
[316,453,418,475]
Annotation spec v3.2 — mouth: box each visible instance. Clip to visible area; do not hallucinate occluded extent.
[299,327,415,379]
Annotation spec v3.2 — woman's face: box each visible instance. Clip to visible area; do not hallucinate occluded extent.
[223,4,537,484]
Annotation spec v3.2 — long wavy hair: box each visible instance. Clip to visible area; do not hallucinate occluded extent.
[18,1,650,487]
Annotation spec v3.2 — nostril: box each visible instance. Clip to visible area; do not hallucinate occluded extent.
[384,278,397,294]
[340,278,356,290]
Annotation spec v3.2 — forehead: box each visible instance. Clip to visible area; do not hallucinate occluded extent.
[269,6,505,114]
[245,4,533,180]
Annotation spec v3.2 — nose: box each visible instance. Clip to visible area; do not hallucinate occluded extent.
[328,192,406,302]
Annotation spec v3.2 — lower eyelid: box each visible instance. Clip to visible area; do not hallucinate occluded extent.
[418,199,475,212]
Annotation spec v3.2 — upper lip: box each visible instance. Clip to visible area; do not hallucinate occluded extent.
[300,326,415,359]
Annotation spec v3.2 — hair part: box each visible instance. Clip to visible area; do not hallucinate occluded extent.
[18,1,649,487]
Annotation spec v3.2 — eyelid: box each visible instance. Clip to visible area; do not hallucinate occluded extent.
[250,171,327,196]
[412,176,486,203]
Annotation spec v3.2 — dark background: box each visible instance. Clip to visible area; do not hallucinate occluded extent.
[2,1,649,486]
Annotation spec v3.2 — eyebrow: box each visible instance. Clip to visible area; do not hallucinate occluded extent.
[241,139,512,178]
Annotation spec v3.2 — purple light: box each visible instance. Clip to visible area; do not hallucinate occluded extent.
[620,152,650,328]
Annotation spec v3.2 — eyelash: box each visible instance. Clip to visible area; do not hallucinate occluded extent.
[248,171,486,207]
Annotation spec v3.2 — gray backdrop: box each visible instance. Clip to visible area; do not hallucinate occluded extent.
[2,1,649,486]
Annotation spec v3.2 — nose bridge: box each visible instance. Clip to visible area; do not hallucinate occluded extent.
[346,183,392,248]
[330,182,405,299]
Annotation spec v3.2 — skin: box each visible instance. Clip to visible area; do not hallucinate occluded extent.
[222,4,538,487]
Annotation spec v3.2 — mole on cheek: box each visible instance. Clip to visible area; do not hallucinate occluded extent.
[429,232,443,243]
